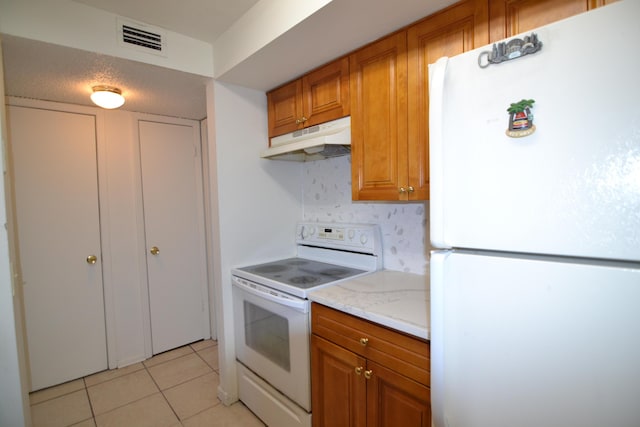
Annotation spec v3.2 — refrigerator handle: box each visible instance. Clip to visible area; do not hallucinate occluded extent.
[430,250,448,427]
[428,57,449,248]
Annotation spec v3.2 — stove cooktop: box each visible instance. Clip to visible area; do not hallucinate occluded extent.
[236,257,366,290]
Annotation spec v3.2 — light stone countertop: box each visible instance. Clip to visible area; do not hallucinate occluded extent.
[308,270,430,340]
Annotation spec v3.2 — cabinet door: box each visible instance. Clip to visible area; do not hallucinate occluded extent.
[139,120,209,354]
[407,0,488,200]
[267,79,303,138]
[311,335,366,427]
[366,361,431,427]
[303,57,350,128]
[350,32,408,201]
[489,0,614,42]
[9,106,107,391]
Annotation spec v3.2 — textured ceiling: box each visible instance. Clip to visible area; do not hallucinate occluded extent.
[2,35,210,120]
[2,0,459,120]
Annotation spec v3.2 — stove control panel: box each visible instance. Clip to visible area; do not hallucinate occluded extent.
[296,222,381,256]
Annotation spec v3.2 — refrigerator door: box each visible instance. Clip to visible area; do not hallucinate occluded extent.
[431,250,640,427]
[429,1,640,261]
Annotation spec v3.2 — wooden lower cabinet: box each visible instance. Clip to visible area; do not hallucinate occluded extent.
[311,303,430,427]
[367,361,431,427]
[312,335,367,427]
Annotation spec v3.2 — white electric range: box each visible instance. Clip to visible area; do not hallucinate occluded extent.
[232,222,382,427]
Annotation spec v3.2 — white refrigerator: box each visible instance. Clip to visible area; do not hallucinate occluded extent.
[428,1,640,427]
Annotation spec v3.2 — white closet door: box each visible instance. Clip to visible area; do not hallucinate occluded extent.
[139,120,209,354]
[8,106,107,391]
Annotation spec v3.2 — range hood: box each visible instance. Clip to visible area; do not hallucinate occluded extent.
[261,116,351,161]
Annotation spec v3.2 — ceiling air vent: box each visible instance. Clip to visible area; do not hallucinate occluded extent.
[117,18,167,57]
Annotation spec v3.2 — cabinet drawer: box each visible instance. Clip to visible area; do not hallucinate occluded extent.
[311,303,430,387]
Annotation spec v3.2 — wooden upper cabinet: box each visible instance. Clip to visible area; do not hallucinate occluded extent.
[267,79,302,138]
[489,0,615,41]
[351,0,487,201]
[407,0,488,201]
[350,32,408,201]
[267,57,350,138]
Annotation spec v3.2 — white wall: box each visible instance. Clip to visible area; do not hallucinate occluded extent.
[213,0,331,78]
[303,156,430,274]
[0,0,213,77]
[208,80,302,403]
[0,41,29,427]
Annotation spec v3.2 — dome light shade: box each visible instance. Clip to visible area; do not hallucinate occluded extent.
[90,85,125,109]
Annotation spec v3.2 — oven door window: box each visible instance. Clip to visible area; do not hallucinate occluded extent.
[243,301,290,371]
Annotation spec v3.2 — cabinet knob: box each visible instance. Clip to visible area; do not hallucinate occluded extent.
[150,246,160,256]
[408,186,415,193]
[86,255,97,265]
[364,369,373,380]
[355,366,363,375]
[399,187,407,193]
[359,337,369,346]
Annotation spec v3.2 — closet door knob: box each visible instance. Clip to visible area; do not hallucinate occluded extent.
[86,255,97,265]
[150,246,160,256]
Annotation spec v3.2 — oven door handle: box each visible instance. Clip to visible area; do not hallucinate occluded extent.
[232,276,309,314]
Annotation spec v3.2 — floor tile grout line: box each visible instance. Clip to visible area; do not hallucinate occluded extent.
[82,377,98,422]
[143,361,172,419]
[159,387,182,423]
[90,388,163,420]
[31,341,220,426]
[142,347,196,370]
[194,347,217,369]
[29,381,86,407]
[178,398,224,425]
[84,364,146,391]
[143,356,202,424]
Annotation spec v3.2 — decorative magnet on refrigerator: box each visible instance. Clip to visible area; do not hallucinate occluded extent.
[506,99,536,138]
[478,33,542,68]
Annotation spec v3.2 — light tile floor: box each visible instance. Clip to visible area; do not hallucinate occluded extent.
[29,340,266,427]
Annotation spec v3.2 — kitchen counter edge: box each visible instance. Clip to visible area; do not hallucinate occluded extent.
[308,269,430,340]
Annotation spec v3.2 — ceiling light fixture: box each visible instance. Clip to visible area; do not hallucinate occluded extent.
[90,85,125,109]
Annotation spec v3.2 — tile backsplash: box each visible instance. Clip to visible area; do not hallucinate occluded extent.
[303,156,430,275]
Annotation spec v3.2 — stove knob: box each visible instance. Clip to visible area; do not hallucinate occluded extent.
[360,233,368,245]
[309,226,316,236]
[300,226,308,239]
[348,229,355,240]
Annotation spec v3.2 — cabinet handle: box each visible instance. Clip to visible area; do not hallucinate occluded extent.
[364,370,373,380]
[355,366,363,375]
[359,337,369,346]
[150,246,160,256]
[86,255,97,265]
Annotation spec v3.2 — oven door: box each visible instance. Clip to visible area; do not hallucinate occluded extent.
[232,275,311,411]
